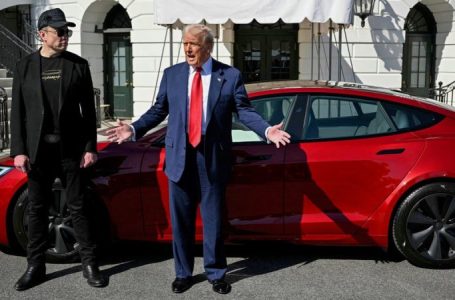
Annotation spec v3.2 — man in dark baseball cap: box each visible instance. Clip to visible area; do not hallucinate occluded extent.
[37,8,75,30]
[11,7,107,291]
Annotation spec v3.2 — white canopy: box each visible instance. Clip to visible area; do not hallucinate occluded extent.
[154,0,354,25]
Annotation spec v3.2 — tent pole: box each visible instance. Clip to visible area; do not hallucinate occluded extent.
[338,24,343,81]
[318,23,321,80]
[329,20,333,81]
[344,27,356,82]
[311,23,314,80]
[153,26,168,101]
[169,24,173,66]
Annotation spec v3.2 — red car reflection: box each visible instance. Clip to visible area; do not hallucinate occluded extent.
[2,80,455,268]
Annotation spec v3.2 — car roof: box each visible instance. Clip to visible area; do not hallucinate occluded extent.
[245,80,455,115]
[245,80,406,96]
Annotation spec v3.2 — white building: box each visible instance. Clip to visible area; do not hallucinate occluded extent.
[0,0,454,120]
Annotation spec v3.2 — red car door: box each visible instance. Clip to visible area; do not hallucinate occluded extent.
[284,94,426,244]
[226,95,296,238]
[227,144,285,237]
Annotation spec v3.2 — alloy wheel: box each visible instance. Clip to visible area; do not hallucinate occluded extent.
[406,193,455,261]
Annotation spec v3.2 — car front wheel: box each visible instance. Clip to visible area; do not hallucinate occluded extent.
[11,179,110,263]
[393,182,455,268]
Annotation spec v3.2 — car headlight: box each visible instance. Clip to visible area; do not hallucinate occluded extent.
[0,166,13,177]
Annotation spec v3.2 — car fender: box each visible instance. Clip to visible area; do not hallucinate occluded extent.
[362,137,455,249]
[0,169,28,247]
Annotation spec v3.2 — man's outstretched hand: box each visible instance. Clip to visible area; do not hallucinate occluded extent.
[106,119,134,144]
[267,122,291,148]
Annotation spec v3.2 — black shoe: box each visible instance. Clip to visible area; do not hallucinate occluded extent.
[14,264,46,291]
[172,277,192,293]
[210,279,232,294]
[82,264,107,288]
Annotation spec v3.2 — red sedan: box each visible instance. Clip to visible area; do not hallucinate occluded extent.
[1,80,455,268]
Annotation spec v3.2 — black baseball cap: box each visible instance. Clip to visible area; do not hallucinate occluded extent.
[37,8,76,30]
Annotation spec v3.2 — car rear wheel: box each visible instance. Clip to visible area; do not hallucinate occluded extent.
[393,182,455,268]
[11,180,110,263]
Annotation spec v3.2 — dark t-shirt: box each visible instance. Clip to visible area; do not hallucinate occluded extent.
[40,55,62,134]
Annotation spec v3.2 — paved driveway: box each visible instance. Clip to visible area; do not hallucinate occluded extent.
[1,242,454,299]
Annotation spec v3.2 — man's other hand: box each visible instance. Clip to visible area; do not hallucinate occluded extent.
[267,122,291,148]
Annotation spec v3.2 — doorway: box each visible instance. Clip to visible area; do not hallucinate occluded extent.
[105,34,133,118]
[103,4,133,118]
[402,3,436,97]
[234,21,298,83]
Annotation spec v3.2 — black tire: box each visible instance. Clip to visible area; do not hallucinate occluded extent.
[393,182,455,268]
[11,180,110,263]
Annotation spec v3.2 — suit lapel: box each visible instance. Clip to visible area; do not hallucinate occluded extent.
[206,60,225,127]
[60,52,74,114]
[29,52,44,109]
[179,63,190,128]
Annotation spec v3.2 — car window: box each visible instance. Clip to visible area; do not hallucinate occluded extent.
[232,95,296,143]
[300,95,444,141]
[382,102,443,131]
[303,96,393,140]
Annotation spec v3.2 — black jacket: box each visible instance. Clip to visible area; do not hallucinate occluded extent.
[10,50,97,163]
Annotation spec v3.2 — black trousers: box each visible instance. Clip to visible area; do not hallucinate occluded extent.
[26,142,96,266]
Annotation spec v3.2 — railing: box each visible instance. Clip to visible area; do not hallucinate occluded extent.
[429,81,455,106]
[22,18,40,50]
[0,22,34,74]
[0,87,9,151]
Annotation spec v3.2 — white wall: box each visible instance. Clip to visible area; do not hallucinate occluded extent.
[426,0,455,85]
[299,0,455,90]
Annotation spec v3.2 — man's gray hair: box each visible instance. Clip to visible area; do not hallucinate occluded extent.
[183,24,214,51]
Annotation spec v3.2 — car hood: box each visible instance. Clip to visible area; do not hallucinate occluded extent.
[0,157,14,167]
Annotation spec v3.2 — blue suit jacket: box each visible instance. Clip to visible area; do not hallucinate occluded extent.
[132,59,270,183]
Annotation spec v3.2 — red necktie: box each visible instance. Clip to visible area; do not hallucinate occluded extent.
[189,67,202,147]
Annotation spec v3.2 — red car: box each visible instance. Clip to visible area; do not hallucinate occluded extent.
[1,80,455,268]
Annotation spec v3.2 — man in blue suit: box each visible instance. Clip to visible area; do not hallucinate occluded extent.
[107,24,290,294]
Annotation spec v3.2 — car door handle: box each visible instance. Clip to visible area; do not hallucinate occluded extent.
[235,155,272,164]
[376,148,405,155]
